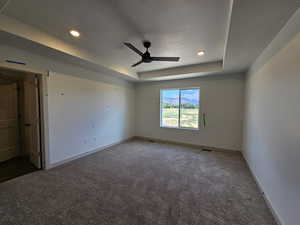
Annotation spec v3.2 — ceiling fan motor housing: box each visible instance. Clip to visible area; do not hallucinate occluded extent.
[143,41,151,49]
[143,51,152,63]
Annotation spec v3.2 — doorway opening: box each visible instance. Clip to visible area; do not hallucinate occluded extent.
[0,68,44,182]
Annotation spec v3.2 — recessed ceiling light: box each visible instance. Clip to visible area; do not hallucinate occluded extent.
[70,30,80,37]
[197,50,205,56]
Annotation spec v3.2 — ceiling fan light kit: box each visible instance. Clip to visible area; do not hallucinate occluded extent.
[124,41,180,67]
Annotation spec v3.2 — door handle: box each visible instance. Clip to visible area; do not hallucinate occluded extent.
[202,113,206,128]
[24,123,31,127]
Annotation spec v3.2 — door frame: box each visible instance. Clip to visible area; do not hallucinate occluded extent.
[0,62,50,169]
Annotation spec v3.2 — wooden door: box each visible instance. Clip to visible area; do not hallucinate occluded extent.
[23,75,41,168]
[0,83,19,162]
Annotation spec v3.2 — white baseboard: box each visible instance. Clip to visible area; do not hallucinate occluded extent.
[242,153,282,225]
[46,137,133,169]
[133,136,241,153]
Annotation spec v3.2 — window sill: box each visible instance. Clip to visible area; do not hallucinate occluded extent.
[160,126,199,131]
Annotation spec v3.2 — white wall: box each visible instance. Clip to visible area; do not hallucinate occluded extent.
[135,73,245,151]
[244,17,300,225]
[0,43,135,167]
[48,72,135,165]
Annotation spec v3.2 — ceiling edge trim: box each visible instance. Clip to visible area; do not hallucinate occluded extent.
[222,0,234,68]
[138,61,223,80]
[249,8,300,75]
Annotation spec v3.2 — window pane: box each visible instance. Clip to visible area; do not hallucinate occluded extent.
[180,89,199,129]
[161,90,179,127]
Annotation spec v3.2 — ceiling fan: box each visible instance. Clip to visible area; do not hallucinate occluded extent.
[124,41,180,67]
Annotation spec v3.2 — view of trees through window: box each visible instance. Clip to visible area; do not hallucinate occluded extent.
[160,89,200,129]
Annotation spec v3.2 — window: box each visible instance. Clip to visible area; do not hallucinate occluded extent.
[160,88,200,129]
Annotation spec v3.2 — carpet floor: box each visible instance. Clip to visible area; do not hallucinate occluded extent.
[0,139,276,225]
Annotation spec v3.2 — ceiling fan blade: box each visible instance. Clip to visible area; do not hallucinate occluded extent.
[151,57,180,62]
[124,42,143,56]
[132,60,143,67]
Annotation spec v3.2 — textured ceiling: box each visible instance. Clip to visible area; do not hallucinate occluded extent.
[0,0,299,81]
[2,0,230,73]
[224,0,300,73]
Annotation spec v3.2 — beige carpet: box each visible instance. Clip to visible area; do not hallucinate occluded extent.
[0,139,276,225]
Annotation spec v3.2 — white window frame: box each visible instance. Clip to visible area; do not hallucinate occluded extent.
[160,88,201,130]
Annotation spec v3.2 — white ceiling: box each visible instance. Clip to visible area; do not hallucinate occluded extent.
[0,0,299,81]
[224,0,300,73]
[2,0,230,72]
